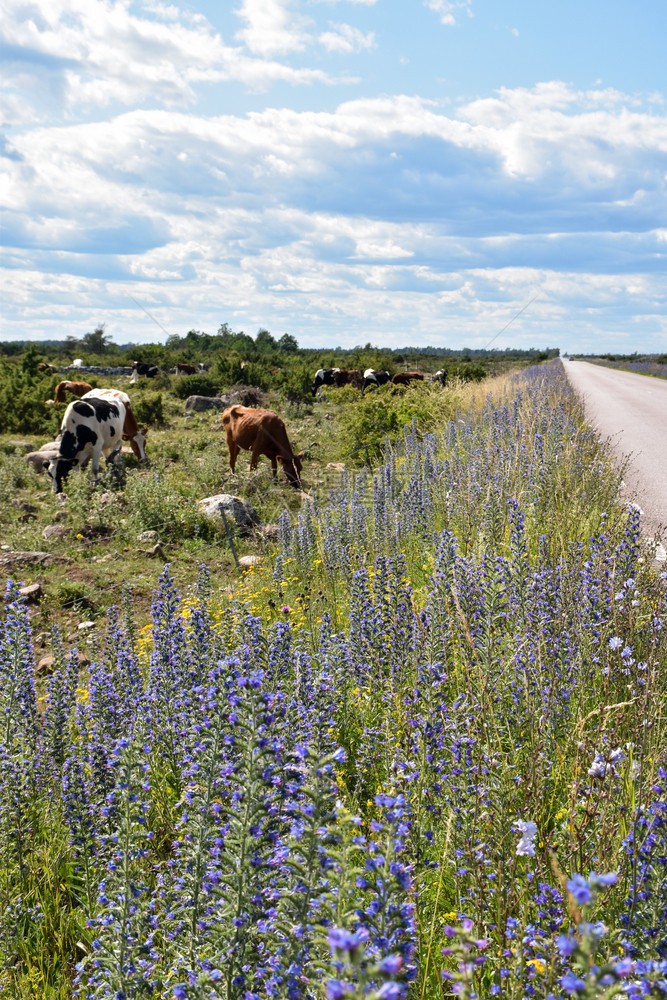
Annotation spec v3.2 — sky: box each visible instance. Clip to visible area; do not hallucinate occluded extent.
[1,0,666,353]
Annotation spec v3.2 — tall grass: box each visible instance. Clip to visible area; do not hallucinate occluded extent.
[1,361,666,999]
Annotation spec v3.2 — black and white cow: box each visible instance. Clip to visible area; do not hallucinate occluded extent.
[431,369,448,385]
[311,368,340,396]
[46,397,126,493]
[130,361,159,383]
[363,369,392,392]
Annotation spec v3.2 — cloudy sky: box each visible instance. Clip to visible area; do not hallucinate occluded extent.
[1,0,666,352]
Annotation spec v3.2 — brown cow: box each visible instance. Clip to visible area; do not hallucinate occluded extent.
[176,362,199,375]
[38,362,58,373]
[46,380,94,405]
[82,388,148,462]
[333,369,364,389]
[222,406,303,487]
[391,372,424,386]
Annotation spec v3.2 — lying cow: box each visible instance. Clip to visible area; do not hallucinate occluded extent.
[82,388,148,462]
[47,397,126,494]
[363,369,392,391]
[46,380,94,406]
[222,405,303,488]
[311,368,339,396]
[392,371,424,386]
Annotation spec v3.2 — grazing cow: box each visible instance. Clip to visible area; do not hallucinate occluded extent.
[46,397,126,493]
[431,369,448,386]
[391,372,424,386]
[46,380,94,406]
[176,362,198,375]
[222,405,303,487]
[82,388,148,462]
[363,369,392,392]
[311,368,339,396]
[333,369,363,389]
[130,361,159,383]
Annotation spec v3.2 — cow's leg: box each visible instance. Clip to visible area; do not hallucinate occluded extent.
[249,433,266,472]
[227,437,240,473]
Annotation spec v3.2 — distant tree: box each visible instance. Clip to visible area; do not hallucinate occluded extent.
[255,329,277,352]
[80,324,112,354]
[277,333,298,353]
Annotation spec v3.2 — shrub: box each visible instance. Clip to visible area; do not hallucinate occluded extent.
[334,381,466,464]
[170,374,222,400]
[131,391,164,426]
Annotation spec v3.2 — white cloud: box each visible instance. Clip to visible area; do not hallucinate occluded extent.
[423,0,473,27]
[2,82,666,350]
[319,23,375,54]
[234,0,312,56]
[0,0,341,121]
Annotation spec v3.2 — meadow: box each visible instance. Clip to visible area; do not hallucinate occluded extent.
[0,359,666,999]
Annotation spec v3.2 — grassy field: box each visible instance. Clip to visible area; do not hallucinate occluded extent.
[1,360,666,999]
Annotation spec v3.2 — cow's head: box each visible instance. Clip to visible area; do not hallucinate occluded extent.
[129,425,149,463]
[278,450,303,488]
[46,455,76,494]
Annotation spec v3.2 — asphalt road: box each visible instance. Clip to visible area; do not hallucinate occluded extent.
[563,360,667,558]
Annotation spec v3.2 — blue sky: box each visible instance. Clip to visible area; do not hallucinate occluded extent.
[1,0,666,352]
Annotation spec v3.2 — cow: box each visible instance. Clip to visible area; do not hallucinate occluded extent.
[363,369,392,392]
[311,368,339,396]
[130,361,159,383]
[46,397,126,494]
[432,370,448,386]
[176,362,198,375]
[38,362,58,374]
[46,380,94,406]
[333,369,363,389]
[82,388,148,462]
[392,372,424,386]
[222,406,303,488]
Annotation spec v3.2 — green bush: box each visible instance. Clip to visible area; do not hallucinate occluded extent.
[277,362,314,403]
[334,381,465,464]
[123,471,215,541]
[171,374,222,400]
[0,359,61,435]
[131,391,164,426]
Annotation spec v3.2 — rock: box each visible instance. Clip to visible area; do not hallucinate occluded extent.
[198,494,260,537]
[36,650,91,675]
[145,543,167,560]
[137,530,159,542]
[262,523,280,542]
[42,524,69,541]
[239,555,262,569]
[53,510,68,522]
[78,621,95,631]
[326,462,346,471]
[11,501,38,513]
[296,491,314,503]
[19,583,42,602]
[0,551,50,567]
[185,395,229,412]
[25,447,59,472]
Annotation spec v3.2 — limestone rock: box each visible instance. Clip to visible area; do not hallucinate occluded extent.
[185,395,229,412]
[19,583,42,602]
[238,555,262,569]
[198,494,259,537]
[42,524,69,541]
[137,530,159,542]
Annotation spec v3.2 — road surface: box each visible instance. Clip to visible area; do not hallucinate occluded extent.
[564,360,667,560]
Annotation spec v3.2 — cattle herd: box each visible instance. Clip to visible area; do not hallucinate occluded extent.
[30,359,443,494]
[311,366,445,395]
